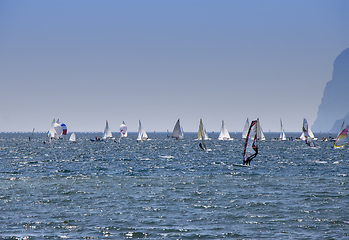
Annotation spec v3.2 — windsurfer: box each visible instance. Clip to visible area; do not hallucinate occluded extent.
[243,158,251,166]
[199,142,206,151]
[243,148,258,166]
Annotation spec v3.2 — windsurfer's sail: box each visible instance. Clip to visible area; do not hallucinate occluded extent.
[137,120,149,141]
[218,120,231,140]
[197,119,209,140]
[172,118,184,140]
[243,120,258,165]
[29,128,35,141]
[334,125,348,148]
[302,118,315,147]
[103,120,113,139]
[69,132,76,142]
[242,118,249,139]
[119,121,127,138]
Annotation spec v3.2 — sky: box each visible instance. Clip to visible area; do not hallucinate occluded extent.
[1,0,349,133]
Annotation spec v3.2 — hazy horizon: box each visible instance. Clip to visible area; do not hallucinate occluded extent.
[1,1,348,133]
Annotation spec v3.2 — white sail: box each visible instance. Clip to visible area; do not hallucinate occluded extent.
[257,118,266,141]
[48,118,63,139]
[299,132,306,141]
[218,120,231,140]
[243,120,258,165]
[299,118,316,141]
[242,118,249,139]
[103,120,113,139]
[197,119,209,140]
[281,129,286,140]
[308,127,315,139]
[172,119,184,139]
[179,126,184,139]
[119,121,128,138]
[279,119,286,141]
[69,132,76,142]
[302,118,315,147]
[137,120,148,141]
[48,119,56,138]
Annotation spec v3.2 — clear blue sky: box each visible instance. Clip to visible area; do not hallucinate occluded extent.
[1,0,348,133]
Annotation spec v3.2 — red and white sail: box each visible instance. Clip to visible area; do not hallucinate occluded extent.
[243,120,258,165]
[119,121,128,138]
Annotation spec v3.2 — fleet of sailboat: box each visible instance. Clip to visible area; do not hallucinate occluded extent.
[44,117,346,163]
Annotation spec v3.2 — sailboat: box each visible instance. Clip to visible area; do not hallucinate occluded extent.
[276,119,286,141]
[167,130,170,138]
[197,119,209,140]
[302,118,316,147]
[242,118,249,139]
[102,120,113,140]
[119,121,128,138]
[137,120,149,141]
[48,119,63,140]
[218,120,231,140]
[69,132,76,142]
[298,118,316,141]
[334,124,348,148]
[256,118,266,141]
[199,128,208,151]
[242,120,259,166]
[172,118,184,140]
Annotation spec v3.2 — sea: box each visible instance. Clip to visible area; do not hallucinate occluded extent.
[0,132,348,239]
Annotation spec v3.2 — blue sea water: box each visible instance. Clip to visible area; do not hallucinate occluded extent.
[0,132,348,239]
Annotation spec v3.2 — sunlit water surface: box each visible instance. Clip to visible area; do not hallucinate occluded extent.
[0,132,348,239]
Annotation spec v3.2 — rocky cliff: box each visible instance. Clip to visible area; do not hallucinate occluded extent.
[312,48,349,133]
